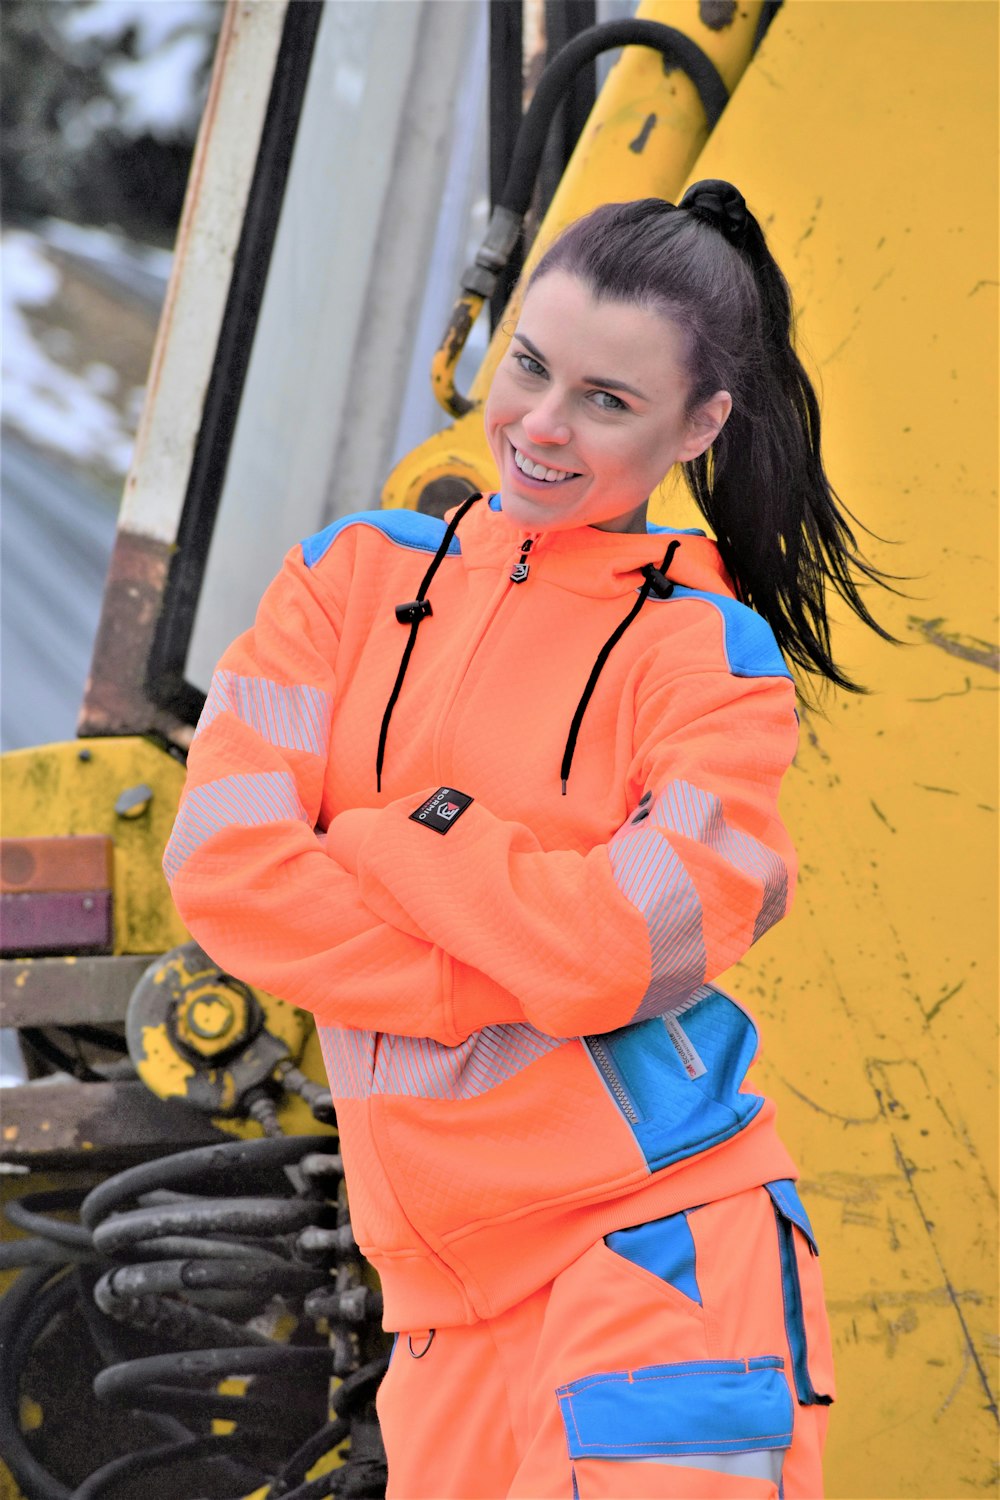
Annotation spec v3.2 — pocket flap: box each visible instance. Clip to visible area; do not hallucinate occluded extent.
[556,1357,793,1461]
[765,1179,818,1254]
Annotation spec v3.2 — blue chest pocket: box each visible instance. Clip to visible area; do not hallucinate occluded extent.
[585,987,764,1172]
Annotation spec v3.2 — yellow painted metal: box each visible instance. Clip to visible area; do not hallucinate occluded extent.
[384,0,770,510]
[677,3,997,1496]
[0,737,332,1142]
[131,943,308,1112]
[0,738,189,955]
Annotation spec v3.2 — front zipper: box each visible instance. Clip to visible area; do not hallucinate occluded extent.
[509,537,534,583]
[428,527,541,776]
[585,1035,640,1124]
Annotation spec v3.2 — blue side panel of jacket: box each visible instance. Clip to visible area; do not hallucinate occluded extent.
[585,988,764,1173]
[301,509,462,569]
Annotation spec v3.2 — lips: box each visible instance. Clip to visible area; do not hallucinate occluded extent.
[511,442,581,484]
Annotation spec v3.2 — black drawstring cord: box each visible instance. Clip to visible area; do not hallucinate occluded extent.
[376,495,481,792]
[559,539,681,795]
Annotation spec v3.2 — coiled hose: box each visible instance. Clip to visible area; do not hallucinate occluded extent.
[0,1136,388,1499]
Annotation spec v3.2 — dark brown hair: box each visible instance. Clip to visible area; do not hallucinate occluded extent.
[530,194,892,691]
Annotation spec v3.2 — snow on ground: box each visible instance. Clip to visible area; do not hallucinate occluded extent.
[1,225,164,477]
[2,230,134,472]
[60,0,220,140]
[39,217,172,285]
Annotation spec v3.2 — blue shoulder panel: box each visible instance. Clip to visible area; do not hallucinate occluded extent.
[647,520,707,536]
[665,585,793,681]
[301,509,459,569]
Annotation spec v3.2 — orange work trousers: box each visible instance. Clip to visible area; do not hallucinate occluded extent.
[376,1182,835,1499]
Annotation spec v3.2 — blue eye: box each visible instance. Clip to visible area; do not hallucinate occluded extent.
[513,352,546,377]
[592,390,627,411]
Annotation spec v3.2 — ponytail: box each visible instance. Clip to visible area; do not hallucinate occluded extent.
[530,186,895,693]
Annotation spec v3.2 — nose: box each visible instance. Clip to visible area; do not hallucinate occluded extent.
[520,389,571,446]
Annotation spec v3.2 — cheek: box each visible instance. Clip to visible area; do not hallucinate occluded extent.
[483,383,507,439]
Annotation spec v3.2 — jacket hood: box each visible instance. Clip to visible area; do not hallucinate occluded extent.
[453,493,737,602]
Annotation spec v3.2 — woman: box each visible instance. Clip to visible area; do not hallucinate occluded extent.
[166,181,887,1498]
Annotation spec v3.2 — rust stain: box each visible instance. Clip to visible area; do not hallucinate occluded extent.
[909,616,999,672]
[78,530,191,741]
[444,299,474,364]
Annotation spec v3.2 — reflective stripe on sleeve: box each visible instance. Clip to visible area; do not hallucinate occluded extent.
[608,825,707,1021]
[650,780,788,945]
[195,670,332,756]
[163,771,309,882]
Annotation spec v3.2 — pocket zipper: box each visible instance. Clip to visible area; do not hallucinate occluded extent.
[585,1035,640,1123]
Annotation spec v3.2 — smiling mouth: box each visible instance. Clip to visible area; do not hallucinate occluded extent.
[512,444,581,484]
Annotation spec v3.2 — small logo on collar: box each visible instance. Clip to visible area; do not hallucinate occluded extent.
[409,787,474,834]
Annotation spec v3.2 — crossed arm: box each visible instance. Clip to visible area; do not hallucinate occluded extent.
[165,547,798,1043]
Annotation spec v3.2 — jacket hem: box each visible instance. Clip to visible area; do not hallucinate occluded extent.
[372,1111,797,1329]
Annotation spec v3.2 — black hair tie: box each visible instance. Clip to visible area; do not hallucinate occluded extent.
[680,179,748,250]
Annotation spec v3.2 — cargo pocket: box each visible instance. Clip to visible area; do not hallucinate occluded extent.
[765,1180,836,1407]
[557,1357,794,1499]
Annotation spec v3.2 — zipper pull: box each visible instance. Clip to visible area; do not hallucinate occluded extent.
[510,538,533,583]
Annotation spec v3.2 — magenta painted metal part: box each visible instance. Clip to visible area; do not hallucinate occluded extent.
[0,890,114,956]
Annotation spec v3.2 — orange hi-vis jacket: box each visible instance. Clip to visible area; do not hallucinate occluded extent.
[165,495,801,1331]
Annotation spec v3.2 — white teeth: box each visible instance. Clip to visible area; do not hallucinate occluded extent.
[514,447,577,482]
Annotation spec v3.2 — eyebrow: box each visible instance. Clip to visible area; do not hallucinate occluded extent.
[512,332,649,402]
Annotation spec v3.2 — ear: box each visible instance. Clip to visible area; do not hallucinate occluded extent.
[678,390,732,462]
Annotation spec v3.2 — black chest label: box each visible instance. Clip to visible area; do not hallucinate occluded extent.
[409,787,474,834]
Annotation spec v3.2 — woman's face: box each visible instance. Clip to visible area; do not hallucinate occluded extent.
[484,269,730,535]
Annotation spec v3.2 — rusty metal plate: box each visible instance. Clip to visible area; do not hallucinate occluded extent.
[0,1079,228,1167]
[0,955,155,1027]
[0,835,113,894]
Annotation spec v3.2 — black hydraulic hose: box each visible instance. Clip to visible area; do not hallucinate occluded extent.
[95,1257,323,1303]
[4,1189,94,1249]
[0,1236,94,1268]
[22,1135,358,1495]
[0,1267,75,1500]
[124,1234,300,1264]
[97,1380,288,1423]
[277,1472,341,1500]
[328,1356,390,1418]
[270,1418,350,1494]
[94,1343,338,1398]
[499,19,729,216]
[91,1195,324,1256]
[68,1433,242,1500]
[81,1135,320,1231]
[93,1283,282,1352]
